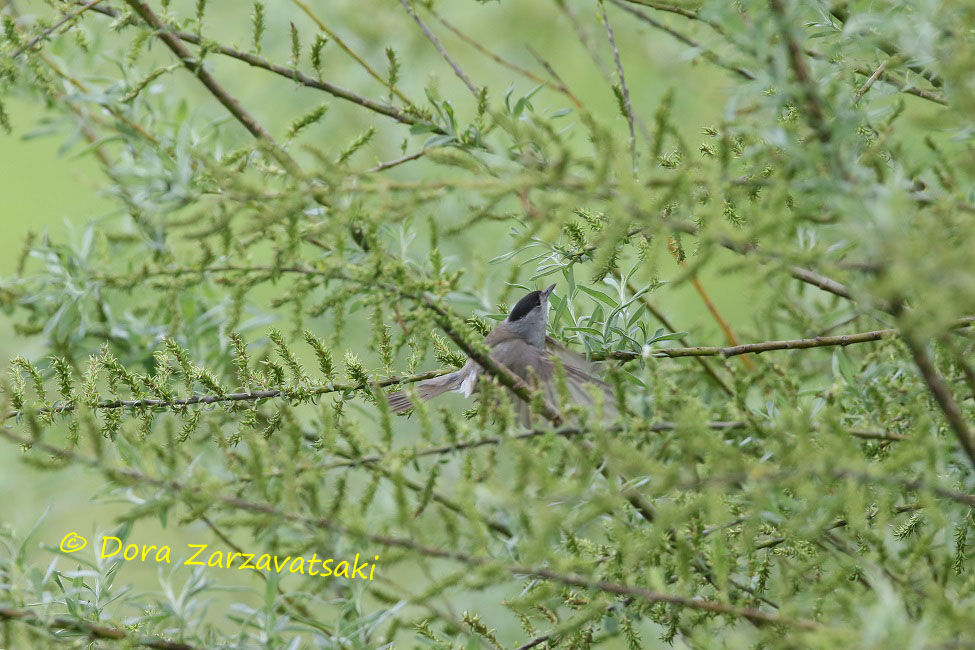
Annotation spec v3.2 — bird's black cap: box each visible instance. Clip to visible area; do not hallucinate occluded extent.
[507,284,555,322]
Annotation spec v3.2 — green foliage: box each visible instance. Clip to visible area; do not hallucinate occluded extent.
[0,0,974,648]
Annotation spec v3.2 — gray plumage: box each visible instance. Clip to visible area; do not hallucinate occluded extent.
[387,285,618,422]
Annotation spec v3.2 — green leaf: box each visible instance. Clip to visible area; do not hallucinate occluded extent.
[577,285,617,307]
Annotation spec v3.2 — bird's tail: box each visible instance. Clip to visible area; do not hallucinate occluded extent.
[387,369,467,413]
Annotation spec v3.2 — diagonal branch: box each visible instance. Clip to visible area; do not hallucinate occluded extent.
[122,0,303,178]
[901,333,975,471]
[398,0,480,97]
[82,2,439,133]
[11,0,104,60]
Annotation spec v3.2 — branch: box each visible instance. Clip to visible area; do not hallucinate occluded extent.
[83,3,439,133]
[4,370,451,422]
[398,0,480,97]
[609,0,755,81]
[901,333,975,471]
[608,328,893,360]
[768,0,834,148]
[10,0,104,60]
[0,607,194,650]
[122,0,304,179]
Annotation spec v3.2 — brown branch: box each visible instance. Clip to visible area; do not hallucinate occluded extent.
[121,0,304,179]
[768,0,834,149]
[853,58,889,103]
[290,0,415,107]
[609,0,755,81]
[83,3,439,133]
[365,150,428,173]
[600,318,974,360]
[398,0,480,97]
[659,219,855,300]
[10,0,104,59]
[0,607,194,650]
[901,333,975,471]
[787,265,853,300]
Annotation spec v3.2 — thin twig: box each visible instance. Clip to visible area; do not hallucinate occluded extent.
[853,59,889,103]
[398,0,480,97]
[609,0,755,81]
[10,0,103,60]
[122,0,303,179]
[82,3,439,133]
[901,333,975,471]
[598,0,638,175]
[366,150,428,173]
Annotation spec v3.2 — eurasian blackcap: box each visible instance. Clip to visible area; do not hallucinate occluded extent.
[387,284,617,421]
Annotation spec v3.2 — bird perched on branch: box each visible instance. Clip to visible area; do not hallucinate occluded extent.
[387,284,618,422]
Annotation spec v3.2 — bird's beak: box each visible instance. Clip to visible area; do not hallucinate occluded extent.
[542,284,556,298]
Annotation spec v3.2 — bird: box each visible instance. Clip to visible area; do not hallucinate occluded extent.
[387,284,618,422]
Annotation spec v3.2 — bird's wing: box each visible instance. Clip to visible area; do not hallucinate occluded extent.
[544,336,618,415]
[545,336,612,388]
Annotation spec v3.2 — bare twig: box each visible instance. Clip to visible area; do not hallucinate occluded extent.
[366,150,428,173]
[398,0,480,97]
[82,3,439,132]
[854,59,889,103]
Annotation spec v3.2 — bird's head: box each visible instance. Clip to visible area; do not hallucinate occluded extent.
[504,283,555,347]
